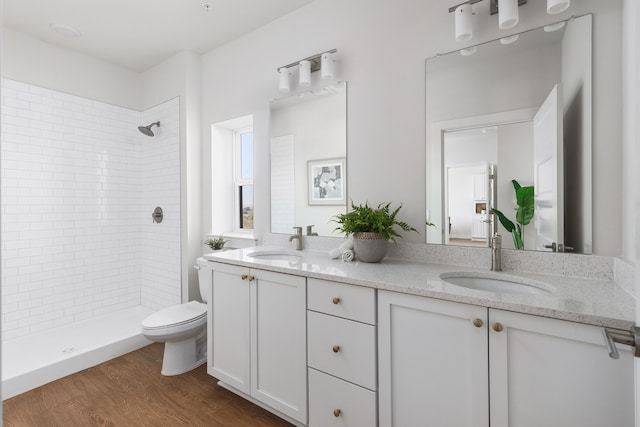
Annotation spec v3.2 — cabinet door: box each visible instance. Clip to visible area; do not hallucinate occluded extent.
[378,291,489,427]
[251,269,307,423]
[474,174,487,200]
[489,309,634,427]
[208,263,251,394]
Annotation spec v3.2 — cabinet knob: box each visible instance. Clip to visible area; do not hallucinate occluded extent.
[332,297,341,304]
[493,323,504,332]
[333,409,341,417]
[473,318,484,328]
[248,275,255,282]
[241,274,248,280]
[332,345,340,353]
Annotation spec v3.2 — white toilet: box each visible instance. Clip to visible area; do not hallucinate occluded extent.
[141,257,213,376]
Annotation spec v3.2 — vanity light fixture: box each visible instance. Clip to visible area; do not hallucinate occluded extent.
[454,3,473,42]
[498,0,519,29]
[460,47,477,56]
[278,67,292,92]
[500,34,519,45]
[276,49,337,92]
[544,21,566,32]
[321,52,335,80]
[50,23,82,38]
[547,0,570,15]
[450,0,527,41]
[299,60,311,86]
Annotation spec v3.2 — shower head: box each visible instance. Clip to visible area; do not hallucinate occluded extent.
[138,121,160,137]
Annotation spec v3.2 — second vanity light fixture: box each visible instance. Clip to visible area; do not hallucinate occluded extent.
[277,49,337,92]
[451,0,570,42]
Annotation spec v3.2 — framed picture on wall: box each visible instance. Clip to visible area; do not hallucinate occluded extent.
[308,158,346,205]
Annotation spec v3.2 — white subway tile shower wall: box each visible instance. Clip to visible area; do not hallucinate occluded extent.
[140,98,181,310]
[0,79,181,340]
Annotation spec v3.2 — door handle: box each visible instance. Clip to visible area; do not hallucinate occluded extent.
[544,242,575,253]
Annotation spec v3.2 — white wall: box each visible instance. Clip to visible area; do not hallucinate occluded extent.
[200,0,624,255]
[0,80,182,339]
[621,0,640,418]
[2,29,142,110]
[562,15,593,255]
[497,122,535,250]
[2,32,201,301]
[140,98,182,310]
[142,51,203,303]
[427,36,561,124]
[1,79,139,339]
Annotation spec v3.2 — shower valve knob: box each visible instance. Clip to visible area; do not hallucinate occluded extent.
[152,207,163,224]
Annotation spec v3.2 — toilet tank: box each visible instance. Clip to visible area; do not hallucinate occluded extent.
[196,257,213,302]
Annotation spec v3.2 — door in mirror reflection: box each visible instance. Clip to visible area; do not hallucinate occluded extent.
[533,84,564,251]
[443,130,494,248]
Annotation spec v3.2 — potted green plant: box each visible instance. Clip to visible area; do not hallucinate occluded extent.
[491,180,534,250]
[203,235,228,252]
[332,201,418,262]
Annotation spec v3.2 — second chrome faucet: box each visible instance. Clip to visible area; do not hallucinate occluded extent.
[491,234,502,271]
[289,227,303,250]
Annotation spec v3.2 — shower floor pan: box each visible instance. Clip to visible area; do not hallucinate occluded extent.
[2,306,154,400]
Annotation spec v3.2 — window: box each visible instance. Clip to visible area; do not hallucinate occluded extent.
[234,128,254,231]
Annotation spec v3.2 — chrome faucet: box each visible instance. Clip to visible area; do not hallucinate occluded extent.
[306,225,318,236]
[491,234,502,271]
[289,226,303,250]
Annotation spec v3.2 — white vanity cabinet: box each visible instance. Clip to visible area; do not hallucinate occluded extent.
[473,174,487,201]
[378,290,489,427]
[488,309,634,427]
[378,290,634,427]
[307,278,377,427]
[207,262,307,424]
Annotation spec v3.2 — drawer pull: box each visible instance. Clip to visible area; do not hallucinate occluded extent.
[493,323,504,332]
[332,297,341,304]
[333,409,342,418]
[473,318,484,328]
[332,345,340,353]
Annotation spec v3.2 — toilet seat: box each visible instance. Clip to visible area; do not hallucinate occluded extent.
[142,301,206,330]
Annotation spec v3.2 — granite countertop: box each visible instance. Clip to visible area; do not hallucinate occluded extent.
[203,246,635,330]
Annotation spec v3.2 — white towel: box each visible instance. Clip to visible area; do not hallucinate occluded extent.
[341,249,355,262]
[329,238,354,259]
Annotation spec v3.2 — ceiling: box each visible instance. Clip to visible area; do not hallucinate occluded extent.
[2,0,315,72]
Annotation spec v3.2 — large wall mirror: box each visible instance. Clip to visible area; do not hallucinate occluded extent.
[270,82,347,237]
[426,15,592,254]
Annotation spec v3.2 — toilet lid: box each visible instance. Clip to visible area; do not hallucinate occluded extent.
[142,301,207,329]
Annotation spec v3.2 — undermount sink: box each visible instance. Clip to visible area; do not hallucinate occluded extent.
[247,249,302,261]
[439,272,554,295]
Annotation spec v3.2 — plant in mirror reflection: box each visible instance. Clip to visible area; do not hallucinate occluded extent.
[491,180,534,250]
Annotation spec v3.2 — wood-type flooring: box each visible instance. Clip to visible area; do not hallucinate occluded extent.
[3,343,294,427]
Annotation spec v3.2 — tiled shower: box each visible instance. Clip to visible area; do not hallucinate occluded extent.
[0,78,181,395]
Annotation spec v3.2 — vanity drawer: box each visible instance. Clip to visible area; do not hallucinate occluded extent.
[308,278,376,325]
[308,368,376,427]
[308,311,376,390]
